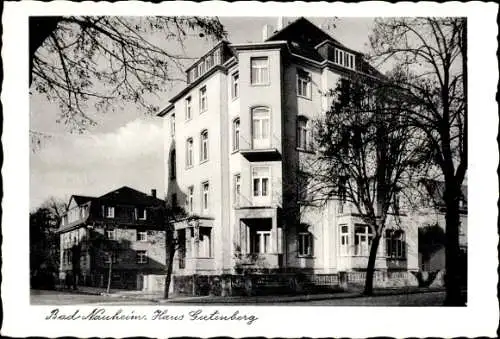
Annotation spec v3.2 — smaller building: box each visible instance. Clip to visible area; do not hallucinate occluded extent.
[58,186,166,290]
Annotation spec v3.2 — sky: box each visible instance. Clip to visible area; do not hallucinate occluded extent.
[29,16,375,209]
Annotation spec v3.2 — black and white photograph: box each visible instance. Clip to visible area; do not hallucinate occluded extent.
[2,2,498,338]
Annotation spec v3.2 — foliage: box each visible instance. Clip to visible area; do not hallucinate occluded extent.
[30,199,68,289]
[30,16,226,132]
[369,17,467,305]
[310,75,427,295]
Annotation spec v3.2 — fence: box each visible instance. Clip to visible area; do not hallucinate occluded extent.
[172,270,418,297]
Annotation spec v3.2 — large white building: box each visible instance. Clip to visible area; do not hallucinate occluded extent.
[159,17,419,283]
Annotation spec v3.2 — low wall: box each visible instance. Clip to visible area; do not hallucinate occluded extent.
[172,270,419,297]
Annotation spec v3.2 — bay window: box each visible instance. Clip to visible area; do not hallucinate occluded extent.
[252,107,270,149]
[354,224,373,256]
[251,57,269,85]
[340,224,349,255]
[252,166,270,205]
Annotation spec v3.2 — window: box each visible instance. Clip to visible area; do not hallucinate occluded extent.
[206,54,213,69]
[172,193,178,207]
[186,138,193,167]
[202,182,209,213]
[298,232,313,257]
[185,96,192,120]
[385,230,406,259]
[252,167,270,197]
[200,130,209,162]
[297,171,309,202]
[199,86,207,112]
[252,107,270,149]
[297,117,311,150]
[170,114,175,136]
[251,57,269,85]
[252,230,271,254]
[102,206,114,218]
[198,62,204,77]
[234,174,241,205]
[170,149,176,179]
[106,229,116,240]
[297,69,311,98]
[136,250,148,264]
[232,118,240,151]
[340,225,349,255]
[213,49,221,65]
[354,224,373,256]
[231,72,239,99]
[137,231,148,242]
[334,48,355,70]
[199,227,212,258]
[187,186,194,213]
[104,251,118,264]
[136,207,147,220]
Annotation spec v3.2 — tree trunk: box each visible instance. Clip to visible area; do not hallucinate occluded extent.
[363,233,381,296]
[164,245,176,299]
[443,193,464,306]
[106,256,112,294]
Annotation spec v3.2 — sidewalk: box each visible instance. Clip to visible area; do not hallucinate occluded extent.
[157,287,446,304]
[59,285,446,304]
[56,286,163,300]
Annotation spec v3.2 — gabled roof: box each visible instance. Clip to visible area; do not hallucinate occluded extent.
[71,195,96,205]
[98,186,163,206]
[266,17,356,54]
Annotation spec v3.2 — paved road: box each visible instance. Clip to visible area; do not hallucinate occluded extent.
[31,289,458,306]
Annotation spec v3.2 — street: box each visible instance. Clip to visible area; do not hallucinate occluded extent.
[31,289,458,306]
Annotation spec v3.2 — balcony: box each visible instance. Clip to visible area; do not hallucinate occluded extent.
[239,133,281,162]
[239,148,281,161]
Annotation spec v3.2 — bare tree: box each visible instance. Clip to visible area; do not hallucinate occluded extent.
[369,17,467,305]
[150,203,189,299]
[30,16,226,132]
[310,75,427,295]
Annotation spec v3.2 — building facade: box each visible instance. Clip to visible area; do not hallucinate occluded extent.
[58,186,166,290]
[160,18,420,282]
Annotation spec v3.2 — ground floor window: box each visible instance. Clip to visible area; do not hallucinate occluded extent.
[354,224,373,256]
[340,224,349,255]
[385,229,406,259]
[298,232,313,257]
[198,227,212,258]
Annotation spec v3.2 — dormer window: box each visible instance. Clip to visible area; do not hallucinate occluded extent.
[333,48,356,70]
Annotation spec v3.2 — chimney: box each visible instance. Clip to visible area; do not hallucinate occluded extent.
[277,17,284,31]
[151,189,157,198]
[262,24,274,41]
